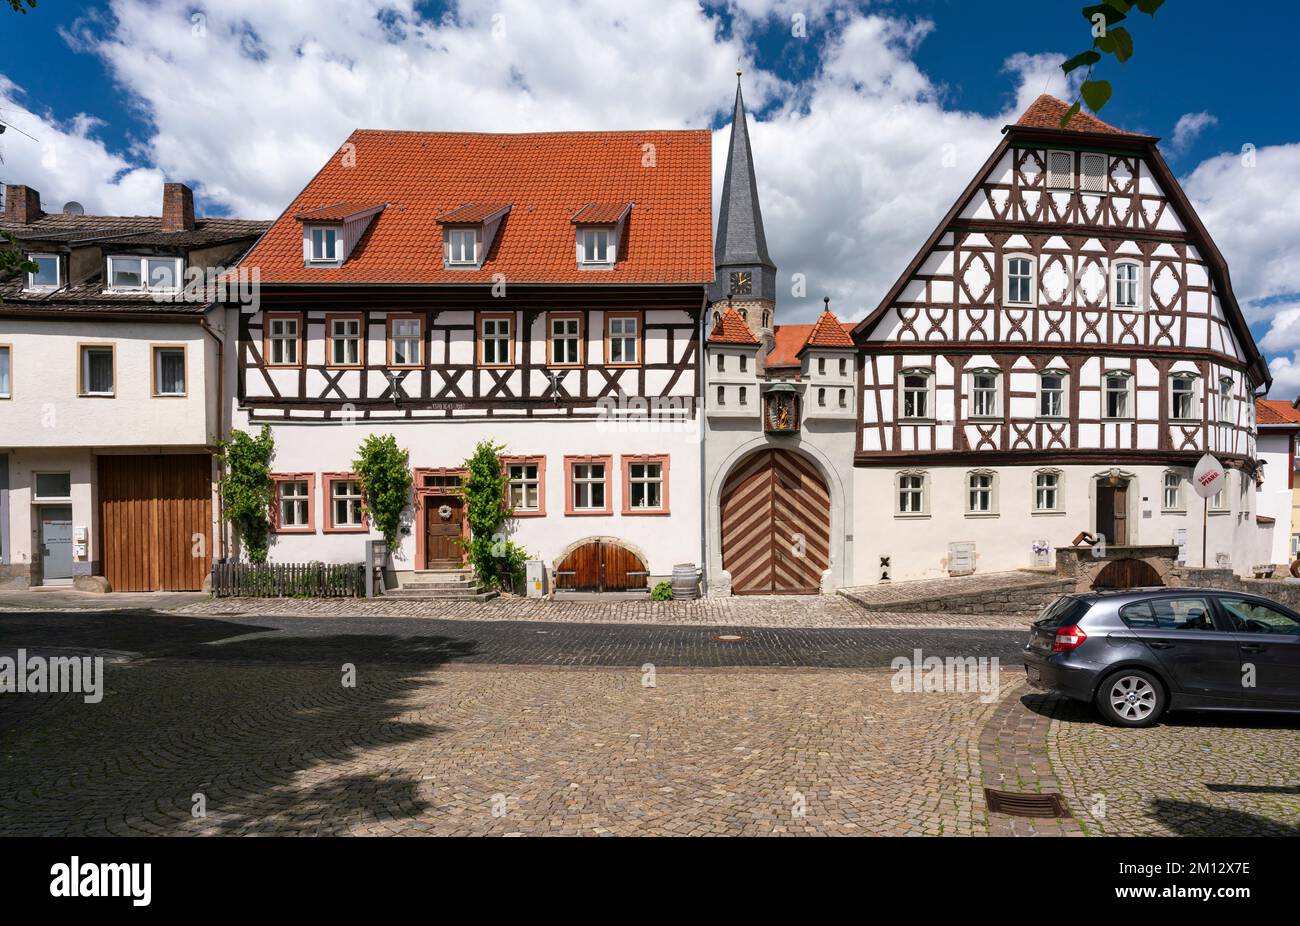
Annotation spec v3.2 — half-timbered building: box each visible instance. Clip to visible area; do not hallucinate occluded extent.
[851,95,1272,582]
[227,129,711,591]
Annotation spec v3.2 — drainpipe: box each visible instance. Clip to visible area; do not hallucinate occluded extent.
[698,290,709,596]
[199,309,227,562]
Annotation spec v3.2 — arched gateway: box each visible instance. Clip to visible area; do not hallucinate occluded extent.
[719,448,831,594]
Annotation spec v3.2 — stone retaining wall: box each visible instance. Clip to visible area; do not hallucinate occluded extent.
[1170,568,1300,608]
[843,577,1076,617]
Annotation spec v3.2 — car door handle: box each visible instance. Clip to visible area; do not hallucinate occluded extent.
[1240,644,1266,654]
[1147,641,1175,650]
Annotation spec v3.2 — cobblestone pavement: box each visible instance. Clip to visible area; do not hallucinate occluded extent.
[0,661,1002,836]
[1048,699,1300,836]
[175,593,1033,630]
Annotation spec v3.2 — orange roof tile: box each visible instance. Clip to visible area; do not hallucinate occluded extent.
[241,129,713,285]
[571,202,632,224]
[767,319,856,367]
[1015,94,1147,137]
[435,203,512,224]
[804,309,856,349]
[295,201,386,221]
[1257,398,1300,426]
[708,306,758,345]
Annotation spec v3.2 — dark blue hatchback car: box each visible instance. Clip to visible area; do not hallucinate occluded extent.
[1023,588,1300,726]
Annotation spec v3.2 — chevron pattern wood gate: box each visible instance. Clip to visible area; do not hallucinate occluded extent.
[720,449,831,595]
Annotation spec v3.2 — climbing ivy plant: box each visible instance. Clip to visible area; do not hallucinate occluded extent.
[1059,1,1165,127]
[216,425,275,564]
[460,440,530,590]
[352,433,413,550]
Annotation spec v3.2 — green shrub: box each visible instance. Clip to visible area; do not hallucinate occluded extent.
[651,581,673,601]
[460,440,531,590]
[353,434,413,549]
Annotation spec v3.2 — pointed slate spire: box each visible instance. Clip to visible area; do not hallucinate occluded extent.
[712,71,776,302]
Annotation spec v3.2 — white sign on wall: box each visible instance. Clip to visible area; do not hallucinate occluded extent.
[1192,453,1225,500]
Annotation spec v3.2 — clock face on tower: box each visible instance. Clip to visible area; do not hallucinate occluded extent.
[729,271,752,296]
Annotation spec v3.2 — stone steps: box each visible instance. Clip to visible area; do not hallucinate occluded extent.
[384,567,497,601]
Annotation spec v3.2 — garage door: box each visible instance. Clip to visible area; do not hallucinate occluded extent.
[554,540,648,592]
[720,448,830,594]
[99,454,213,591]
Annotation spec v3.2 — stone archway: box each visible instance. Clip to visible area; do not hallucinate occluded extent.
[551,536,649,592]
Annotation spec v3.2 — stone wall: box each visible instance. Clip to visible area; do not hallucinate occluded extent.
[859,577,1077,617]
[1170,567,1300,609]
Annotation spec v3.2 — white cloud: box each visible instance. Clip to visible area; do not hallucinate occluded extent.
[1170,111,1217,152]
[1257,301,1300,353]
[1267,353,1300,399]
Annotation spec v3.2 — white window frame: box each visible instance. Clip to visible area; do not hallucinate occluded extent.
[1004,254,1035,306]
[305,225,341,264]
[1033,469,1062,513]
[628,461,664,511]
[389,316,422,367]
[26,253,60,291]
[80,345,115,397]
[152,346,187,397]
[969,368,1000,419]
[966,470,998,516]
[106,255,183,293]
[571,462,606,510]
[33,471,72,502]
[578,226,615,266]
[1080,152,1107,193]
[895,471,929,517]
[267,316,300,366]
[480,315,513,366]
[0,344,10,399]
[606,314,639,365]
[507,462,541,512]
[279,480,310,528]
[1162,470,1184,512]
[331,479,365,527]
[329,317,362,367]
[1218,376,1234,423]
[549,315,581,366]
[1103,372,1132,420]
[1038,370,1067,419]
[900,369,933,420]
[1112,260,1143,311]
[1046,149,1074,190]
[1170,373,1198,421]
[445,227,480,266]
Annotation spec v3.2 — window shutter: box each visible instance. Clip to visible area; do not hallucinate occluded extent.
[1081,153,1106,192]
[1047,151,1074,189]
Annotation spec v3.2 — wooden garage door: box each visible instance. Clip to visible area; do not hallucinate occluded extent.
[720,449,831,595]
[554,541,648,592]
[100,454,213,592]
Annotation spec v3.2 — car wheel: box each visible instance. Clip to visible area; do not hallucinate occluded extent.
[1095,669,1166,727]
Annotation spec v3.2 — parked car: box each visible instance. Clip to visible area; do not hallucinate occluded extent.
[1023,588,1300,727]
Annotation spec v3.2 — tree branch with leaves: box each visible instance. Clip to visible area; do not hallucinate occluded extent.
[1060,0,1165,128]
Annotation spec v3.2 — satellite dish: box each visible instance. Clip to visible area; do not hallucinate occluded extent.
[62,201,85,215]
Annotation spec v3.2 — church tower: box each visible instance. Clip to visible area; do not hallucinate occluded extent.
[711,72,777,342]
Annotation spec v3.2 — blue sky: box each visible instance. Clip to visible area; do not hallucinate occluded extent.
[2,1,1299,390]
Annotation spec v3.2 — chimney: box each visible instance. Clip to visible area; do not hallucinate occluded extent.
[162,182,195,232]
[3,185,42,224]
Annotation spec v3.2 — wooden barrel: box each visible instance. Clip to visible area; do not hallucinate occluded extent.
[671,563,699,600]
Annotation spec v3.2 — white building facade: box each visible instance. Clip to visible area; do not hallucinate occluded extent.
[850,96,1273,583]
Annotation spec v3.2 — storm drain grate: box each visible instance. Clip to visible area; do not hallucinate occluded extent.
[984,788,1070,818]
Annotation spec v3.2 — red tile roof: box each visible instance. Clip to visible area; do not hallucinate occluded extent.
[1015,94,1146,137]
[804,309,856,349]
[571,202,633,224]
[241,129,713,284]
[295,201,386,221]
[1257,398,1300,426]
[707,307,759,345]
[436,203,512,224]
[766,319,856,367]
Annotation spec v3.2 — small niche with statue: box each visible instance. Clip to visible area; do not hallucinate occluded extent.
[762,387,800,433]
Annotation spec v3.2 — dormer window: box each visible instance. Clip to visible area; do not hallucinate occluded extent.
[107,255,182,292]
[308,226,340,262]
[445,227,480,266]
[579,227,613,266]
[26,254,60,290]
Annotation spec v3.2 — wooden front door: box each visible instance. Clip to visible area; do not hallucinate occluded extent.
[1097,480,1129,545]
[423,496,464,568]
[554,541,648,592]
[720,449,831,595]
[99,454,212,591]
[1093,558,1163,589]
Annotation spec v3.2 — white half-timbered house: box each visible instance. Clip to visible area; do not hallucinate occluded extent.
[226,129,712,591]
[851,95,1273,582]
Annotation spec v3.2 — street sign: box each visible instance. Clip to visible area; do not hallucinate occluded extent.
[1192,453,1225,500]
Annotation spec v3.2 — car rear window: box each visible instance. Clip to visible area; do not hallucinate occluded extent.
[1034,596,1092,628]
[1119,596,1214,631]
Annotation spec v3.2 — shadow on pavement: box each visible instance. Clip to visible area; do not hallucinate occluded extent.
[1148,799,1300,837]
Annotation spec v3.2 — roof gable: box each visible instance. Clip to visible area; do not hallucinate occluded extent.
[707,306,759,345]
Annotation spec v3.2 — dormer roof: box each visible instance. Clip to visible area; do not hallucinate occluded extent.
[571,202,632,224]
[708,306,760,345]
[238,129,712,285]
[436,203,512,224]
[1013,94,1151,138]
[295,201,387,222]
[801,308,856,351]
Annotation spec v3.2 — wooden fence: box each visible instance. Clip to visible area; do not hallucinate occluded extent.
[211,562,366,598]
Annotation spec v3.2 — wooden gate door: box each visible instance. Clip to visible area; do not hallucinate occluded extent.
[554,541,648,592]
[720,449,831,594]
[424,497,465,568]
[1093,558,1163,589]
[99,454,212,592]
